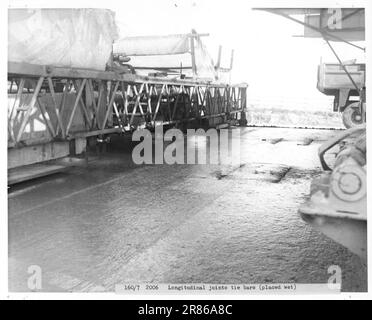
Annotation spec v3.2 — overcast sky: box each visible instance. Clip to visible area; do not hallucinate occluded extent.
[8,0,366,109]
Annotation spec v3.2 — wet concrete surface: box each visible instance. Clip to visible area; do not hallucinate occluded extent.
[8,127,367,292]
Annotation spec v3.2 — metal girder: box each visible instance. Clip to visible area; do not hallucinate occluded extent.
[8,61,236,88]
[8,63,247,148]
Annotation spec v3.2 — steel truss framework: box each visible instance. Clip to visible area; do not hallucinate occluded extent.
[8,62,247,147]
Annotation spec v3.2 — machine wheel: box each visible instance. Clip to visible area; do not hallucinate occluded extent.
[238,111,248,126]
[342,102,363,128]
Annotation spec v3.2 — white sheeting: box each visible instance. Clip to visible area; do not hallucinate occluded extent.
[193,38,217,79]
[114,34,190,56]
[114,34,217,79]
[8,8,118,70]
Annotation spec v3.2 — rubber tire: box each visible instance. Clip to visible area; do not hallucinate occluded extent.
[342,102,363,129]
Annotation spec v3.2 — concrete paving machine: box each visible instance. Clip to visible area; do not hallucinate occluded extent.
[256,8,367,260]
[299,124,366,260]
[317,61,365,128]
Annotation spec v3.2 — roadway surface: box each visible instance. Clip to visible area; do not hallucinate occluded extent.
[8,127,367,292]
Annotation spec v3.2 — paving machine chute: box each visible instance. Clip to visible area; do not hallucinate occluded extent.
[299,124,366,260]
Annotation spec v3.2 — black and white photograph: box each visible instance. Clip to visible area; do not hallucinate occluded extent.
[1,0,370,302]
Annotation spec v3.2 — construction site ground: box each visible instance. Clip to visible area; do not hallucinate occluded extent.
[8,126,367,292]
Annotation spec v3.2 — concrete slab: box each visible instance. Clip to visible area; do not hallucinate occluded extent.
[7,127,366,292]
[8,163,69,185]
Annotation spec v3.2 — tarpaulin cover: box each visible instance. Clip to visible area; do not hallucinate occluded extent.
[8,8,118,70]
[114,34,217,79]
[113,34,190,56]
